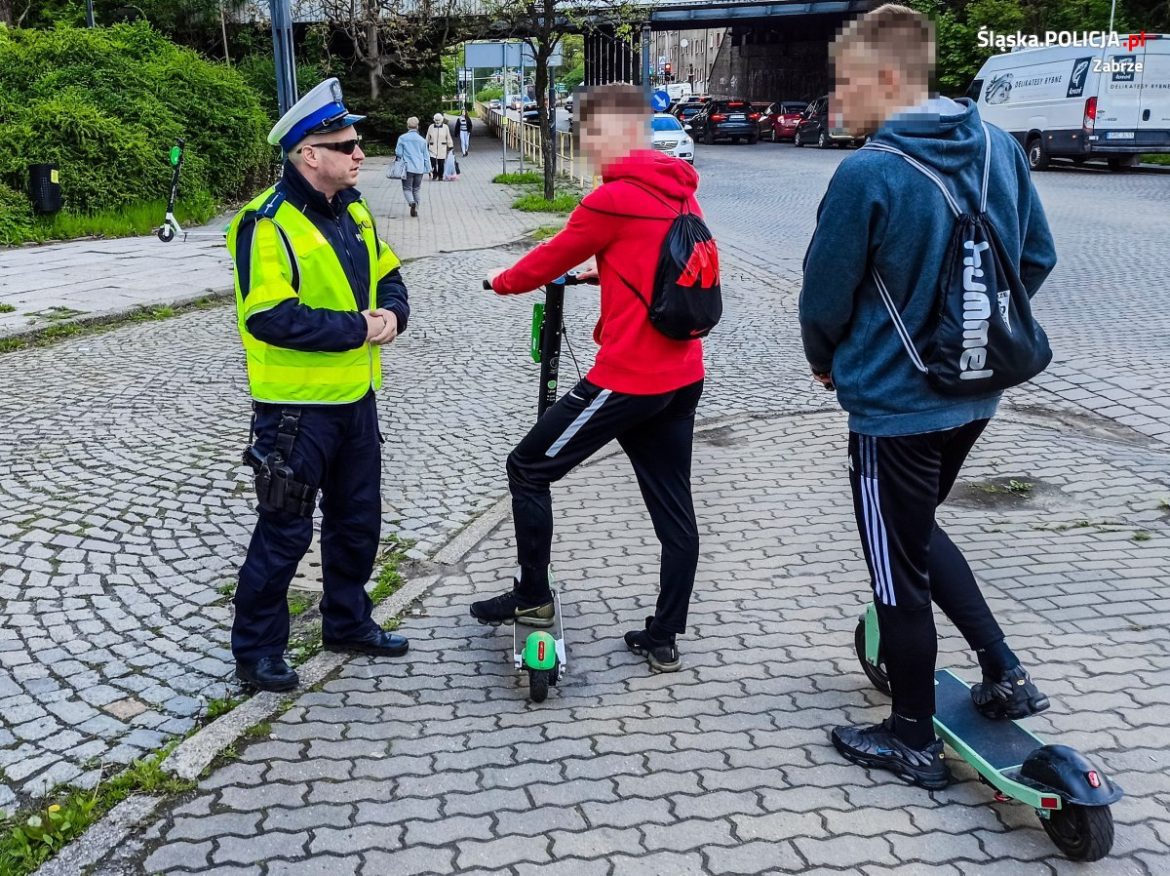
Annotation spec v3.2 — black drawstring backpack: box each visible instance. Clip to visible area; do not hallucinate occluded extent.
[616,183,723,341]
[863,124,1052,395]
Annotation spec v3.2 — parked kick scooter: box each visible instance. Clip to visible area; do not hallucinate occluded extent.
[855,603,1122,861]
[481,272,594,702]
[157,140,186,243]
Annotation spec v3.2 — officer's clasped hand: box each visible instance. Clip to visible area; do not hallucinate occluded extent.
[363,309,399,345]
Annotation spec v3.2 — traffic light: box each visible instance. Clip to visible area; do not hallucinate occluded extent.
[665,62,672,76]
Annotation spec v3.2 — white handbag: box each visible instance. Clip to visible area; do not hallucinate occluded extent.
[387,158,407,180]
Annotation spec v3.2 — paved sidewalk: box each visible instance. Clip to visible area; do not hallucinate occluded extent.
[107,409,1170,874]
[0,128,558,340]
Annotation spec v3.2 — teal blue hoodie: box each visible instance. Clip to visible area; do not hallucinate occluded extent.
[799,97,1057,436]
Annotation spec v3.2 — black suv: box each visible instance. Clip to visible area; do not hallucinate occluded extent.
[690,100,760,145]
[793,95,865,148]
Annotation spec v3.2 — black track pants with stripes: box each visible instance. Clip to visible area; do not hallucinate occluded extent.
[507,378,703,637]
[849,419,1007,722]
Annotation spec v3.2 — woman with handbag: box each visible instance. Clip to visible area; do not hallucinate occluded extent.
[426,112,455,181]
[392,117,430,217]
[455,109,473,157]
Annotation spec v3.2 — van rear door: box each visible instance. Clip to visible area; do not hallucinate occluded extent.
[1095,47,1145,139]
[1137,36,1170,144]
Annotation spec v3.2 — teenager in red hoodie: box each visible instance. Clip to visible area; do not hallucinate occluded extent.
[470,84,712,673]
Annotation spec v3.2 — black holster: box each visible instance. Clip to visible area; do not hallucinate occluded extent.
[243,408,317,518]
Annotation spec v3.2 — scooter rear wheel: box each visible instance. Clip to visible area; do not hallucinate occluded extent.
[1041,803,1114,861]
[854,619,891,695]
[528,668,552,703]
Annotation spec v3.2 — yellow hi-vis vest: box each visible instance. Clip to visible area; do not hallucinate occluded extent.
[226,187,401,404]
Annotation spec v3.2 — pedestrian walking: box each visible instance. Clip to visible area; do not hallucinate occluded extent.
[455,109,473,157]
[395,116,429,217]
[799,4,1057,789]
[472,84,717,675]
[225,77,411,692]
[426,112,454,180]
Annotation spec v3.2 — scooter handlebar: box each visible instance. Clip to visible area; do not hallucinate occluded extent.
[482,272,599,292]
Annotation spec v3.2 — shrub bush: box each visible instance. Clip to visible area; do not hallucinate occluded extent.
[0,23,272,232]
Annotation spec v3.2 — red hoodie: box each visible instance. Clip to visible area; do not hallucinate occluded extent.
[492,150,706,395]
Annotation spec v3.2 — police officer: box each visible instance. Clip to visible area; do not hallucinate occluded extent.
[227,78,410,692]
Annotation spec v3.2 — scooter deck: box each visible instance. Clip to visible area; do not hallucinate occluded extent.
[934,669,1043,770]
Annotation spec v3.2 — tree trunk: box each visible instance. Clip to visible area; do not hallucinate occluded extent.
[0,0,12,26]
[535,43,556,200]
[366,19,382,101]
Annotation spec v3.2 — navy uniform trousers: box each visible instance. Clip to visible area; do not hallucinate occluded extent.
[233,391,383,662]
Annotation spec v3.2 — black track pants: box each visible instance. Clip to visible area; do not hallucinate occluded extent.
[507,378,703,637]
[848,419,1007,723]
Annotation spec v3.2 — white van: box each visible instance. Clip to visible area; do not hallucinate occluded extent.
[968,35,1170,169]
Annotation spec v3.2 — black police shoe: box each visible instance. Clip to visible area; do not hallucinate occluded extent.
[831,718,950,790]
[236,656,299,693]
[470,589,555,628]
[624,616,681,673]
[324,629,409,657]
[971,663,1050,720]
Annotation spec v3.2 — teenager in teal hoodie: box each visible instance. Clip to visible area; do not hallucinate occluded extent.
[799,4,1058,790]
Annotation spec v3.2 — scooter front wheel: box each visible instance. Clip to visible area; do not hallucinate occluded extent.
[1041,803,1114,861]
[854,619,891,695]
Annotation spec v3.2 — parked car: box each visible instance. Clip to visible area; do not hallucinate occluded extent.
[672,99,708,126]
[690,99,761,144]
[793,95,865,148]
[760,100,808,141]
[650,112,695,163]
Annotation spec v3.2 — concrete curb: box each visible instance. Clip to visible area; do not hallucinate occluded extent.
[32,794,164,876]
[0,288,234,346]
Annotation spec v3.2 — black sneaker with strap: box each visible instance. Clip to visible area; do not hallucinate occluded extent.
[971,663,1050,720]
[831,717,951,791]
[624,616,681,673]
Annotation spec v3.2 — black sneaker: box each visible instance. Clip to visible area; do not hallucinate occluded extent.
[624,616,681,673]
[470,589,555,628]
[831,718,950,790]
[971,663,1050,720]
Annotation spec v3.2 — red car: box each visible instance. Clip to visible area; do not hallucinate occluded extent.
[762,100,809,142]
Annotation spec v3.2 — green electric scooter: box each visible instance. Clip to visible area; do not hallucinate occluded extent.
[855,603,1123,861]
[480,272,592,702]
[156,140,186,243]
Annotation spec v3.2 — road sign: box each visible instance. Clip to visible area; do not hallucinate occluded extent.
[651,90,671,112]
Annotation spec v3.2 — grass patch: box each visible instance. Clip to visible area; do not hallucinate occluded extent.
[244,721,272,739]
[1132,530,1152,542]
[0,295,226,356]
[205,696,241,721]
[512,192,580,214]
[11,196,219,246]
[530,224,564,241]
[287,591,315,618]
[493,171,543,185]
[370,535,414,605]
[0,304,14,314]
[0,748,194,876]
[289,621,323,666]
[1158,498,1170,511]
[1142,154,1170,166]
[215,581,235,600]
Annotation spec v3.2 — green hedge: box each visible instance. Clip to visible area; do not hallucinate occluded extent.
[0,23,272,243]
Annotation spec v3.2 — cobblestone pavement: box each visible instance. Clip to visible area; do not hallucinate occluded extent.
[114,411,1170,875]
[1,134,1168,870]
[0,128,558,339]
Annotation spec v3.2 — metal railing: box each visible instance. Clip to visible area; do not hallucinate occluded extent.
[477,103,594,190]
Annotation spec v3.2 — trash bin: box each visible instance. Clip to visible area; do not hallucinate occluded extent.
[29,164,62,215]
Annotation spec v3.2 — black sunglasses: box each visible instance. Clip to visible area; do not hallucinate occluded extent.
[300,136,362,155]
